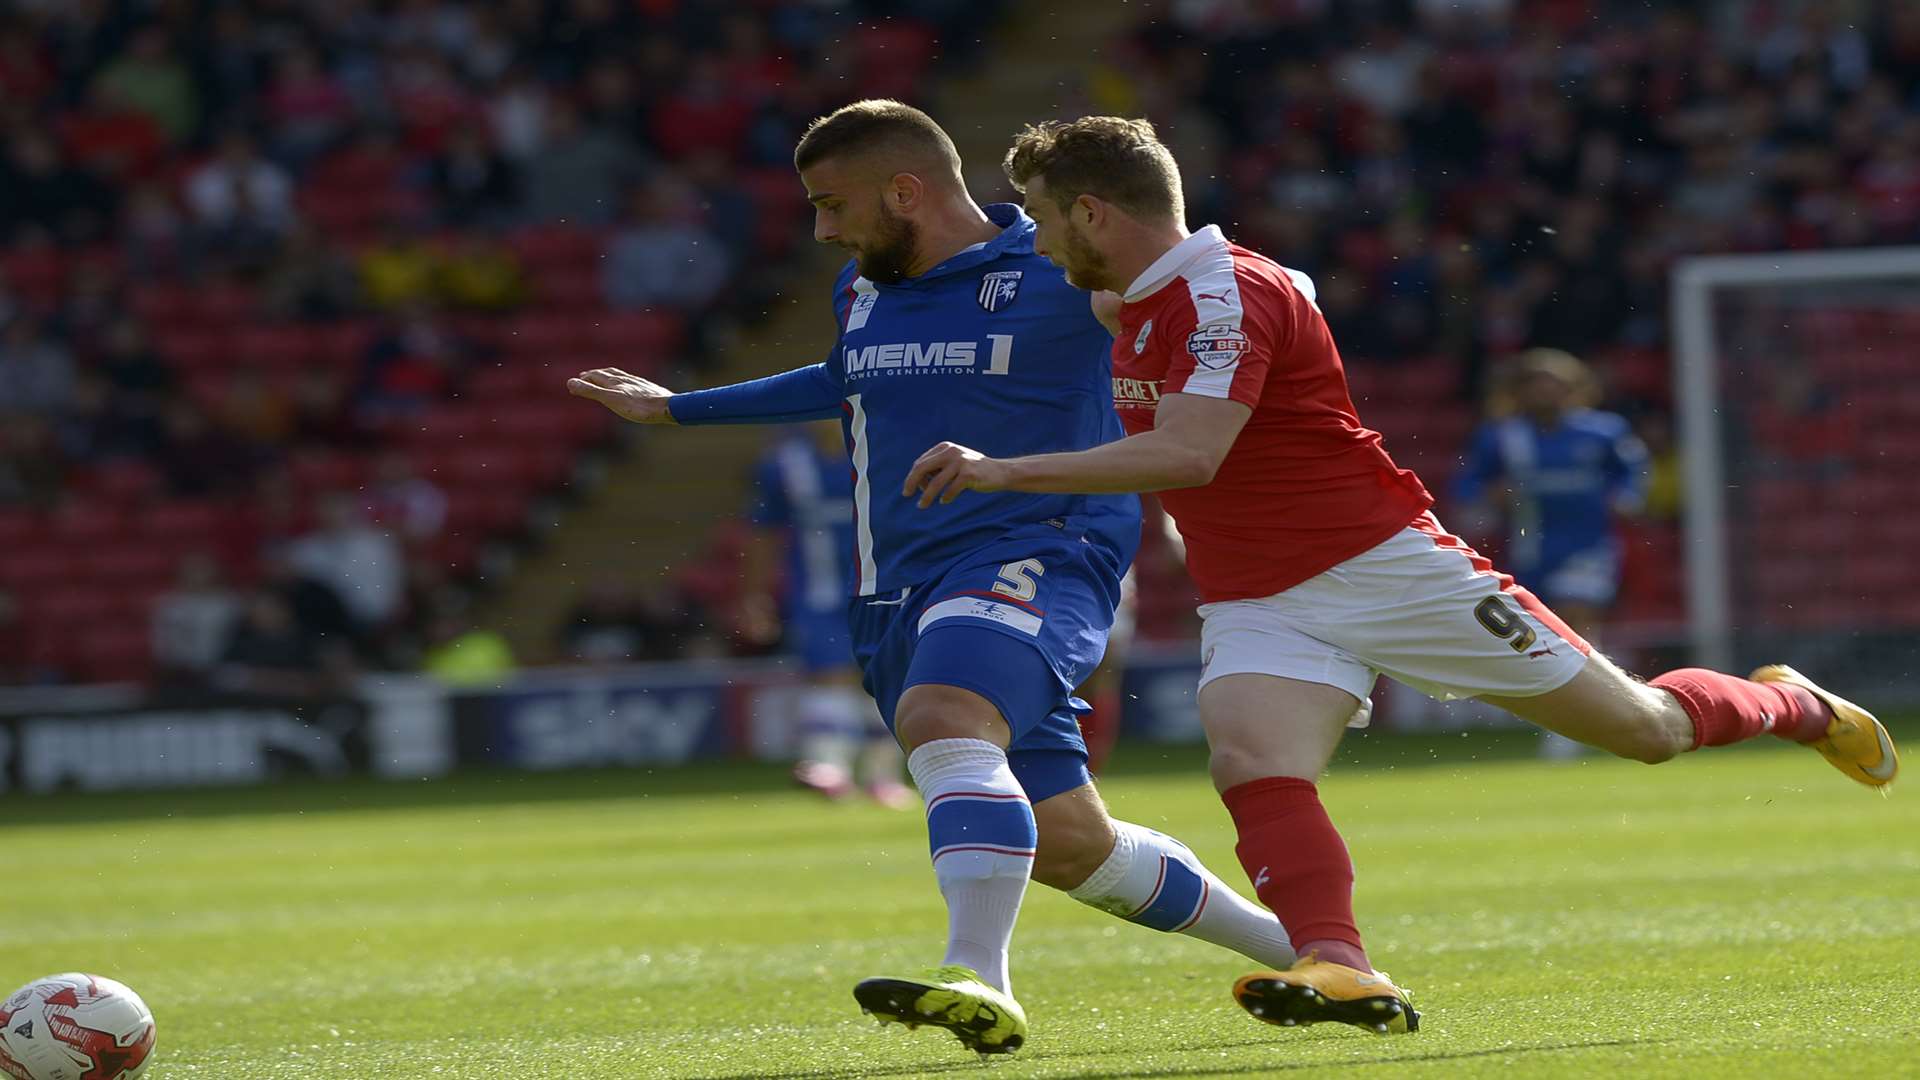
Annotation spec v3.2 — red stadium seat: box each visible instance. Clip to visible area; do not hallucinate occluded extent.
[67,623,155,685]
[46,501,127,544]
[532,266,604,311]
[233,325,317,371]
[79,545,179,586]
[509,225,601,269]
[287,449,368,494]
[502,313,588,356]
[0,510,42,546]
[137,501,228,542]
[585,311,685,357]
[78,460,165,503]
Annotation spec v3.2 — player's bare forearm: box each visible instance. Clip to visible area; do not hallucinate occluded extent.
[903,392,1251,506]
[1004,432,1221,493]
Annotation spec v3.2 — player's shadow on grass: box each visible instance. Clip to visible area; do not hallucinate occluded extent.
[692,1035,1672,1080]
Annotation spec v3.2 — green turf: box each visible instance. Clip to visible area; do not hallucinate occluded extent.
[1,735,1915,1079]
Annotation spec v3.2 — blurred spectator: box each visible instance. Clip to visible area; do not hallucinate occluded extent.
[356,306,474,419]
[184,129,295,240]
[157,399,257,497]
[419,596,516,687]
[287,368,360,447]
[288,493,407,632]
[431,124,519,226]
[151,553,243,685]
[0,130,114,243]
[122,180,187,271]
[366,451,448,543]
[522,98,645,225]
[0,315,75,415]
[560,582,710,664]
[263,223,362,320]
[435,232,525,311]
[95,26,197,145]
[360,223,441,311]
[1638,413,1683,522]
[212,589,357,697]
[265,45,354,166]
[603,176,731,313]
[0,415,61,506]
[215,369,295,452]
[59,77,165,181]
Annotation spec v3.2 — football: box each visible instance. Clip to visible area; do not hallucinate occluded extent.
[0,975,155,1080]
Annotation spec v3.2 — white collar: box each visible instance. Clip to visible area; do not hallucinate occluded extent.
[1123,225,1226,302]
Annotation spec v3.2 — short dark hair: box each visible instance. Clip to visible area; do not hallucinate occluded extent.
[793,99,962,178]
[1003,116,1183,221]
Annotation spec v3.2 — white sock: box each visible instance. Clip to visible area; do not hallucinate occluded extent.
[796,686,858,769]
[907,738,1036,993]
[1069,820,1296,969]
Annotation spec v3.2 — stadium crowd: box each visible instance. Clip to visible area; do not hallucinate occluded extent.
[0,0,974,686]
[3,0,1915,687]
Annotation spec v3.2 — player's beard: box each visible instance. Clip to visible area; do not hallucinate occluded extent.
[853,200,920,284]
[1059,221,1112,292]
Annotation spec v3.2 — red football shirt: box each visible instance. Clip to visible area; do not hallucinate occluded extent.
[1111,226,1433,603]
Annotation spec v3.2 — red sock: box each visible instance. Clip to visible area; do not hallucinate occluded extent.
[1650,668,1830,748]
[1079,687,1121,775]
[1222,776,1370,972]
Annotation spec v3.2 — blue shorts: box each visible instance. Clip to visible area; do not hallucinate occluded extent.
[849,524,1126,803]
[788,606,856,673]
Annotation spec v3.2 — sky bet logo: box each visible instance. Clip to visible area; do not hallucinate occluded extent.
[845,334,1014,377]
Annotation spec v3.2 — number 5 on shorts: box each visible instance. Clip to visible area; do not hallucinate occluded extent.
[992,559,1045,602]
[1474,595,1537,652]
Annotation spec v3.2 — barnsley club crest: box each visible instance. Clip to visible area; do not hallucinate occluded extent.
[977,270,1023,312]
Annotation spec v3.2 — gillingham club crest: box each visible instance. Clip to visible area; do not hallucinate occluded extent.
[977,270,1023,312]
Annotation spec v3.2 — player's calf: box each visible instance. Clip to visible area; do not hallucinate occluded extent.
[1030,782,1296,969]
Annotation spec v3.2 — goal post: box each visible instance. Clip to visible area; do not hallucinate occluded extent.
[1670,247,1920,698]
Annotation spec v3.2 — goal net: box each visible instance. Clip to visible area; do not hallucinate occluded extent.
[1672,248,1920,706]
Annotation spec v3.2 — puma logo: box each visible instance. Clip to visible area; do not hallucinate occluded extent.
[1253,867,1270,890]
[1528,648,1557,659]
[1196,291,1231,302]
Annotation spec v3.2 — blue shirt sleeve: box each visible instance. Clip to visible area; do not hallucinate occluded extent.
[667,363,844,425]
[1453,422,1504,505]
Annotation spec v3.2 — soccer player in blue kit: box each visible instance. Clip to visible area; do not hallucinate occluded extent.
[1454,349,1649,642]
[743,425,913,807]
[567,100,1293,1055]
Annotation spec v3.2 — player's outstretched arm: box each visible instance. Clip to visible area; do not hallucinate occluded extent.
[566,363,844,427]
[568,368,678,424]
[903,392,1251,506]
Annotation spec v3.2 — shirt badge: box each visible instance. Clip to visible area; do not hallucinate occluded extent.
[977,270,1023,312]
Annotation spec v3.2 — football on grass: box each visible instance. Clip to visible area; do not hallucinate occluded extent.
[0,974,155,1080]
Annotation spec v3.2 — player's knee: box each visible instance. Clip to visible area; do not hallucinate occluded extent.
[893,684,1010,750]
[1206,741,1311,793]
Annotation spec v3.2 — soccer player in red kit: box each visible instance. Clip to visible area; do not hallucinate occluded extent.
[903,116,1899,1036]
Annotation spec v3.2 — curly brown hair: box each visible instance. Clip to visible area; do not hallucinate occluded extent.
[1002,116,1184,221]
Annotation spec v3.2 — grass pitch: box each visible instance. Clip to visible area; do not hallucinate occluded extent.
[2,731,1916,1079]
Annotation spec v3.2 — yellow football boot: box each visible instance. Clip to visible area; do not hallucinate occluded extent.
[1752,665,1898,789]
[1233,956,1418,1035]
[853,964,1027,1054]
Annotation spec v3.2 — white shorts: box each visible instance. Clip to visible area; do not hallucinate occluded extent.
[1196,512,1591,714]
